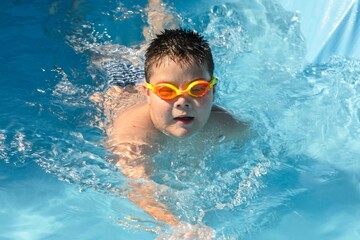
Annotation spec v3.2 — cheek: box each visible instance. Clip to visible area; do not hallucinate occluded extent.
[149,96,172,120]
[197,96,213,121]
[198,94,213,110]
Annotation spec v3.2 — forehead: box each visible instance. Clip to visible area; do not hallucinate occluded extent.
[149,57,210,83]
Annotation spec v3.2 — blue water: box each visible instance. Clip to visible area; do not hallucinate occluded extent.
[1,0,360,239]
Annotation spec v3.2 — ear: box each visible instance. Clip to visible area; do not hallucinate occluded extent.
[144,85,151,104]
[142,84,148,94]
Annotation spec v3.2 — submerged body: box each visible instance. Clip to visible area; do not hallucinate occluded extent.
[101,30,248,236]
[105,58,247,227]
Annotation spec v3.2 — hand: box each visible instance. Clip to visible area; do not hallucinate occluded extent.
[157,222,215,240]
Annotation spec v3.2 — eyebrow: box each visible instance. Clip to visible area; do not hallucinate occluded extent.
[153,77,209,85]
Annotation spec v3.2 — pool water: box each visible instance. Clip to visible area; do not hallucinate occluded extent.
[1,0,359,239]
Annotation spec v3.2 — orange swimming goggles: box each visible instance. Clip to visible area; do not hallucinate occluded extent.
[145,76,218,100]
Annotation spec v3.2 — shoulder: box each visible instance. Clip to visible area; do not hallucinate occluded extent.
[205,105,249,142]
[209,105,245,126]
[113,103,150,124]
[108,103,159,145]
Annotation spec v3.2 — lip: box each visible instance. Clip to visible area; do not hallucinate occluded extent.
[173,116,195,124]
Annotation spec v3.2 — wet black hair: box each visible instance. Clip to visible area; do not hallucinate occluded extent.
[144,29,214,82]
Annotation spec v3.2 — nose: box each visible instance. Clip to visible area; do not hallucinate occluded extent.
[174,95,192,109]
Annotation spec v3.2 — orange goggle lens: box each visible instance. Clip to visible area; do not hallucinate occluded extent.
[145,76,217,100]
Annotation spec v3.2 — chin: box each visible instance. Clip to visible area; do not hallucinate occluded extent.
[165,129,198,139]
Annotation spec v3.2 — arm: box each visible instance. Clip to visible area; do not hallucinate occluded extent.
[142,0,179,42]
[92,90,179,224]
[106,103,180,226]
[109,141,180,226]
[109,133,216,238]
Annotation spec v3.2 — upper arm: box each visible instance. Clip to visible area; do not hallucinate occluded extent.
[106,104,157,179]
[107,103,153,143]
[109,142,153,179]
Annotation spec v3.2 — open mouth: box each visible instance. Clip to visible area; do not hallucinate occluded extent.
[174,116,194,124]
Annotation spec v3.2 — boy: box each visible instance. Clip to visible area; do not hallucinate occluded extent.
[104,29,248,236]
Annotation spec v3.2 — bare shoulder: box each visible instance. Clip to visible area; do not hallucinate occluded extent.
[205,105,249,141]
[108,103,157,144]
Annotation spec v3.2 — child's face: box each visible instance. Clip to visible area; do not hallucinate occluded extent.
[147,58,214,138]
